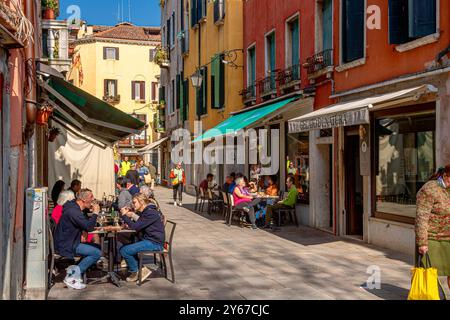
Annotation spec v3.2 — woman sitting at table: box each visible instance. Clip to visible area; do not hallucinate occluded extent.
[248,178,258,193]
[119,193,165,283]
[233,177,261,230]
[265,176,279,197]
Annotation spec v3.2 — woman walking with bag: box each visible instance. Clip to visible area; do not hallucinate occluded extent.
[416,164,450,289]
[170,162,186,206]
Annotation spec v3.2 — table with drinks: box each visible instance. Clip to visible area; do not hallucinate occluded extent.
[88,200,135,287]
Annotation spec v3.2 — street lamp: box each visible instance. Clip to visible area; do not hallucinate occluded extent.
[190,69,203,89]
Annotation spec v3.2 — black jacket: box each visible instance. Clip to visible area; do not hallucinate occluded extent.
[54,200,98,259]
[126,170,140,186]
[122,204,165,245]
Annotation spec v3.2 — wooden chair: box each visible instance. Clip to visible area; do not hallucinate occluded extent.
[137,220,177,285]
[220,190,230,219]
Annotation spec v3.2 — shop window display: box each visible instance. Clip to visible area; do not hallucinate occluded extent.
[286,131,310,204]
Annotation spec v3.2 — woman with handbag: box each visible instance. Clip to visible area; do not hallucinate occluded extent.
[415,164,450,289]
[169,162,186,206]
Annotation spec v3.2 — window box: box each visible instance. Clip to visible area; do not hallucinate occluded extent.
[102,95,120,104]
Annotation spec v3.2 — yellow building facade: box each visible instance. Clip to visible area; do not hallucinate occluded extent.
[184,0,244,133]
[68,22,161,158]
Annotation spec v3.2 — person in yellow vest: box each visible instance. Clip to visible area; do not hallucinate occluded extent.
[120,156,131,177]
[169,162,186,206]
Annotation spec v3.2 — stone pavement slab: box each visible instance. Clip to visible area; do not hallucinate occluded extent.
[48,186,449,300]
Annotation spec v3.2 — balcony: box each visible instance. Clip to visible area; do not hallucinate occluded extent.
[102,95,120,104]
[154,46,170,69]
[258,73,277,99]
[304,49,333,81]
[239,84,256,105]
[278,64,301,92]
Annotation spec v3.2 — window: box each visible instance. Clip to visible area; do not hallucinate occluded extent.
[211,54,225,109]
[375,109,436,219]
[319,0,333,51]
[167,18,171,47]
[103,47,119,60]
[182,78,189,121]
[191,0,206,27]
[247,46,256,86]
[388,0,437,45]
[149,49,157,62]
[104,79,118,97]
[151,82,158,101]
[286,17,300,67]
[265,32,276,74]
[341,0,364,63]
[286,130,310,204]
[131,81,145,101]
[171,12,175,46]
[214,0,225,24]
[176,74,181,109]
[131,114,147,144]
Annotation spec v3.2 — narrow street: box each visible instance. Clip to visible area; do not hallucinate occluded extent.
[48,186,431,300]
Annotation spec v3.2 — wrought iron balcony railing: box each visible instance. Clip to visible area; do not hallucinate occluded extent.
[240,83,256,102]
[258,73,277,97]
[304,49,333,75]
[277,64,301,88]
[102,95,121,104]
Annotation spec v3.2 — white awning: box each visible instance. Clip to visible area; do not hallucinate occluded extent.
[288,84,437,133]
[138,137,168,154]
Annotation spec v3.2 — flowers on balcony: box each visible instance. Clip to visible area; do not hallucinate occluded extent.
[41,0,60,20]
[154,46,170,68]
[102,95,121,104]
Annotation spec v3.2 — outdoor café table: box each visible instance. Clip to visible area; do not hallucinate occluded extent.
[88,226,136,287]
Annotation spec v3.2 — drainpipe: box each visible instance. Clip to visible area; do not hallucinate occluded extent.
[24,0,37,143]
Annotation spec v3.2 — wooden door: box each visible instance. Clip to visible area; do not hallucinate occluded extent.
[345,132,363,235]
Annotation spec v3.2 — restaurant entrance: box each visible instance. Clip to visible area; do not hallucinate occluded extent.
[344,127,363,236]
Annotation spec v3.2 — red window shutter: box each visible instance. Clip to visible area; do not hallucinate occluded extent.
[131,81,136,100]
[151,82,157,101]
[141,82,146,100]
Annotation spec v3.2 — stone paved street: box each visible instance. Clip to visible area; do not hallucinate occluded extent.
[48,186,448,300]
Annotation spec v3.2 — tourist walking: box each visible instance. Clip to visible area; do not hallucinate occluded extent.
[169,162,186,206]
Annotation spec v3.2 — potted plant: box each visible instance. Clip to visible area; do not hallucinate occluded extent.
[48,126,61,142]
[36,104,53,125]
[41,0,60,20]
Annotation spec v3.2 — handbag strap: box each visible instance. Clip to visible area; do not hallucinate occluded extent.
[417,252,432,268]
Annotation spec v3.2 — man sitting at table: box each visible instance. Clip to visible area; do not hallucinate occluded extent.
[199,173,215,191]
[54,189,101,289]
[264,176,298,228]
[120,193,165,283]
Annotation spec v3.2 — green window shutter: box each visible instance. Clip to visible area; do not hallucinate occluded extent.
[342,0,364,63]
[202,66,208,115]
[409,0,436,38]
[176,74,181,109]
[322,0,332,50]
[389,0,409,44]
[210,55,220,109]
[183,79,189,121]
[291,19,299,65]
[191,0,197,27]
[219,54,225,108]
[249,47,256,84]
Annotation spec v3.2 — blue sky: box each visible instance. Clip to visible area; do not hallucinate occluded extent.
[59,0,161,27]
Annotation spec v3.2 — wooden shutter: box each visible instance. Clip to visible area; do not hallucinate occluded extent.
[343,0,364,63]
[114,80,118,97]
[104,79,108,96]
[116,48,119,60]
[291,19,300,65]
[197,0,202,23]
[202,66,207,115]
[388,0,409,44]
[141,81,146,100]
[176,74,181,109]
[409,0,436,38]
[183,79,189,121]
[159,86,165,103]
[151,82,157,101]
[103,47,107,59]
[322,0,332,50]
[191,0,197,27]
[131,81,136,99]
[219,55,225,108]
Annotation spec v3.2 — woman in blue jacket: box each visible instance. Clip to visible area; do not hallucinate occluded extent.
[120,193,165,283]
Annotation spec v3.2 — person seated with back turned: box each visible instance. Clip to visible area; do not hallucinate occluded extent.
[126,177,140,196]
[126,163,140,187]
[54,189,101,290]
[229,173,243,194]
[119,193,165,283]
[68,179,82,198]
[264,176,298,228]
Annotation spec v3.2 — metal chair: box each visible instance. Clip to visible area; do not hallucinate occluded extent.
[220,190,230,219]
[199,187,208,212]
[227,194,246,227]
[194,185,200,210]
[207,189,223,215]
[276,207,298,227]
[137,220,177,285]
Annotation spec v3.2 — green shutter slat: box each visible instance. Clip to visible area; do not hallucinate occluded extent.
[389,0,409,44]
[291,19,300,65]
[322,0,332,50]
[219,55,225,108]
[343,0,364,63]
[409,0,436,38]
[202,66,207,114]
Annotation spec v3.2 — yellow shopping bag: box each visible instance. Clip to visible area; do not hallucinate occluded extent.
[407,253,440,300]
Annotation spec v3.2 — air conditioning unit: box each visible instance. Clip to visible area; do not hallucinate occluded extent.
[24,188,49,300]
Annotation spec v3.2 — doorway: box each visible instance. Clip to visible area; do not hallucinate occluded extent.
[345,128,363,236]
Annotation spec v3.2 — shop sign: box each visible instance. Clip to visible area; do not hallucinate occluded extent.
[289,108,370,133]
